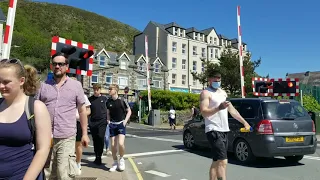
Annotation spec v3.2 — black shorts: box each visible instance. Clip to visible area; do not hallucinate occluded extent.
[206,130,228,161]
[76,121,82,142]
[169,118,176,126]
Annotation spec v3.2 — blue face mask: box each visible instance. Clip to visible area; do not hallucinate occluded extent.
[211,81,221,89]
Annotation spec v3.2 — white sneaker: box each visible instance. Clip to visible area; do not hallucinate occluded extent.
[118,158,125,171]
[109,161,118,172]
[76,163,82,175]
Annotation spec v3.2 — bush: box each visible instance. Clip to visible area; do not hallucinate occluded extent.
[139,90,200,110]
[302,94,320,112]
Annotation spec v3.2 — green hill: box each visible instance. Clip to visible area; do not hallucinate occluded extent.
[0,0,140,71]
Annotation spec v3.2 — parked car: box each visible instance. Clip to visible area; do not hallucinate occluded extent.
[183,98,317,163]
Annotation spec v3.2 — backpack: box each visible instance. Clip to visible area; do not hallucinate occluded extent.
[0,96,46,179]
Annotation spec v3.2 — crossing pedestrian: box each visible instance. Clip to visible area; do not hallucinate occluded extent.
[88,83,108,165]
[199,70,250,180]
[107,84,132,172]
[36,52,90,180]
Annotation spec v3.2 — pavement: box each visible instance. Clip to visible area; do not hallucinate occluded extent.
[76,123,320,180]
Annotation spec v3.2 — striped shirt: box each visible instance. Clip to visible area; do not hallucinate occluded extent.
[35,77,85,138]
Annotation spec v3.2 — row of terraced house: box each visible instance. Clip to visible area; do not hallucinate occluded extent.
[82,21,248,95]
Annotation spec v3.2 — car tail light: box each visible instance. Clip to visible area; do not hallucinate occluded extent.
[257,120,274,134]
[312,121,316,133]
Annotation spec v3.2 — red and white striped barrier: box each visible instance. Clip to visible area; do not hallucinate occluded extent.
[51,36,94,76]
[2,0,18,59]
[145,35,152,111]
[237,6,245,98]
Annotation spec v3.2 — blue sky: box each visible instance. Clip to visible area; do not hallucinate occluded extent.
[35,0,320,78]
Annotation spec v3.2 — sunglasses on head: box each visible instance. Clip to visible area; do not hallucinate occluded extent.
[0,58,22,64]
[52,62,67,67]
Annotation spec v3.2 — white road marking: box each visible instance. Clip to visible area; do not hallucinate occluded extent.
[145,170,171,177]
[127,126,177,132]
[123,149,185,158]
[304,155,320,160]
[180,179,188,180]
[137,162,142,164]
[86,149,185,160]
[126,134,183,143]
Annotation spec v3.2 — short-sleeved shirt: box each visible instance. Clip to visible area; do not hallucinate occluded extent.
[76,95,91,121]
[35,77,85,138]
[106,97,129,122]
[88,95,108,121]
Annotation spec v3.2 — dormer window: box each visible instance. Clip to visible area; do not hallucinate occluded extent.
[214,38,218,45]
[138,61,146,71]
[120,60,126,69]
[154,62,161,73]
[209,37,213,44]
[99,56,106,67]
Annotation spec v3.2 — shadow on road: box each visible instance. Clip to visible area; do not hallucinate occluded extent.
[172,145,305,168]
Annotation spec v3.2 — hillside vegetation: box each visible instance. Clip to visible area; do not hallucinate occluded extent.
[0,0,140,71]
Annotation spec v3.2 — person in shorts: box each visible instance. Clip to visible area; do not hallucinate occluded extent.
[199,70,250,180]
[168,106,176,130]
[107,84,131,172]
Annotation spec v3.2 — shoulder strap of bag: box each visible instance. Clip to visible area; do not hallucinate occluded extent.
[25,96,36,150]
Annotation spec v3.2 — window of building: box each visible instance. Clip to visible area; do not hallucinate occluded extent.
[172,58,177,69]
[182,59,186,70]
[201,48,206,57]
[193,61,197,71]
[172,74,176,84]
[91,73,98,83]
[152,78,162,88]
[99,56,106,67]
[210,49,213,58]
[209,37,213,44]
[172,42,177,52]
[182,44,186,54]
[154,62,161,73]
[118,76,128,89]
[105,74,112,86]
[182,75,186,85]
[201,62,204,72]
[193,46,197,55]
[120,60,126,69]
[215,49,219,58]
[138,61,146,71]
[214,37,218,45]
[137,78,146,88]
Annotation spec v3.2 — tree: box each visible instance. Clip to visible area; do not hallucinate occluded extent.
[192,48,261,97]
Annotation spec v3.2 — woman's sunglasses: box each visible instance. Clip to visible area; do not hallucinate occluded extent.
[0,58,24,68]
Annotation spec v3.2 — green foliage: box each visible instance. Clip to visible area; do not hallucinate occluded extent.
[192,49,261,97]
[0,1,140,72]
[302,94,320,112]
[140,90,199,110]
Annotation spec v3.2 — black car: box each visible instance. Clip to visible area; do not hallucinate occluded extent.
[183,98,317,163]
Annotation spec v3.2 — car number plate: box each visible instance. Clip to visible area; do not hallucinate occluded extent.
[285,136,304,142]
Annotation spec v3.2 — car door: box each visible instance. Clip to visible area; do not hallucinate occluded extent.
[192,114,206,145]
[228,100,242,151]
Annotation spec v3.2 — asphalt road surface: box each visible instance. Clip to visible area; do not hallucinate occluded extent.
[82,123,320,180]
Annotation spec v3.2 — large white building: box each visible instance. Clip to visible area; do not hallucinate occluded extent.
[134,21,247,93]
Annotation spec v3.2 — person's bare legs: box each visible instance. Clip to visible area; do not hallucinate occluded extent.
[110,136,118,161]
[209,159,227,180]
[75,141,82,164]
[118,134,125,157]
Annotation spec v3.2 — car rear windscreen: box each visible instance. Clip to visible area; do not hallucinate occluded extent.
[262,101,310,120]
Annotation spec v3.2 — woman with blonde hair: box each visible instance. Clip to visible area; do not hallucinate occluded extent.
[0,59,52,179]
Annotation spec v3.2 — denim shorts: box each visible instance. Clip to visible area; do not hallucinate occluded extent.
[109,122,126,137]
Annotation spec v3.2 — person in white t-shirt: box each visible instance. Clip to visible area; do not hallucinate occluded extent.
[168,106,176,130]
[75,90,91,175]
[200,70,250,180]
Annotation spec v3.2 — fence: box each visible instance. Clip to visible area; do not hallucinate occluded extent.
[295,84,320,103]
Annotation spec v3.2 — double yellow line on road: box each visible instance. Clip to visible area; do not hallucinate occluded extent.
[128,157,144,180]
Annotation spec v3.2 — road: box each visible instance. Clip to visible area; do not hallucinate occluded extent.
[82,123,320,180]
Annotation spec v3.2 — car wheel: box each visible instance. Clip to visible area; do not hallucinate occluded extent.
[284,155,304,163]
[183,131,196,149]
[234,139,255,163]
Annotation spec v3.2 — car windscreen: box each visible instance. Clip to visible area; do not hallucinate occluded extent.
[262,101,310,120]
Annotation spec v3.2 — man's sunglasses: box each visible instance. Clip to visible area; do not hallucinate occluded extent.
[52,62,67,67]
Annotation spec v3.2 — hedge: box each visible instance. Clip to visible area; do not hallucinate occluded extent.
[139,90,200,110]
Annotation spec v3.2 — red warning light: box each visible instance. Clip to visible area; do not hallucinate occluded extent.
[288,82,293,88]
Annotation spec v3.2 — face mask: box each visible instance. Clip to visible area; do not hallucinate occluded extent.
[211,81,221,89]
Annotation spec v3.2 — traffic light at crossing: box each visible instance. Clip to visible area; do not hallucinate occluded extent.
[252,77,299,96]
[271,80,298,94]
